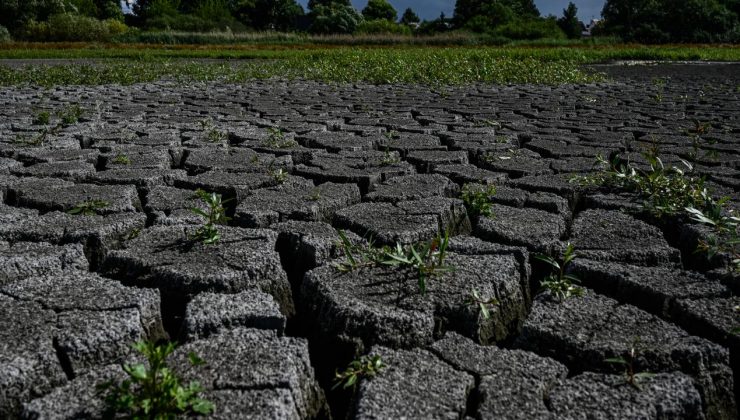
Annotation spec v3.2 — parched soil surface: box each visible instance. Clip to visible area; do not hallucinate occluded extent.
[1,64,739,419]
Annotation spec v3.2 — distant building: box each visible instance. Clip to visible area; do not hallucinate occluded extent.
[582,19,601,37]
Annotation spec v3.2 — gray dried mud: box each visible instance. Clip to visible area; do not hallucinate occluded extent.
[0,63,738,419]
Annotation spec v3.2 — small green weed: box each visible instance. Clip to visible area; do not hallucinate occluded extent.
[685,204,740,273]
[269,167,289,184]
[461,183,496,218]
[100,341,214,418]
[263,127,298,149]
[605,340,654,390]
[33,110,50,125]
[206,129,227,143]
[67,200,109,216]
[335,230,453,295]
[535,243,584,301]
[112,154,131,165]
[333,355,385,390]
[572,151,712,217]
[380,148,400,166]
[57,104,84,125]
[307,188,321,201]
[189,189,231,245]
[466,288,499,320]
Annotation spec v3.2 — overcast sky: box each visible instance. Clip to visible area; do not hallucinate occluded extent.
[295,1,606,21]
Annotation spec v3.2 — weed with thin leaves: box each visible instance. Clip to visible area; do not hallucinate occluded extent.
[572,151,712,217]
[269,167,288,184]
[333,355,385,390]
[99,341,214,418]
[380,148,400,166]
[33,110,50,125]
[466,288,499,320]
[189,189,231,245]
[685,204,740,273]
[67,200,109,216]
[461,183,496,218]
[605,340,654,390]
[335,230,454,295]
[535,243,584,301]
[57,104,84,126]
[112,154,131,165]
[263,127,298,149]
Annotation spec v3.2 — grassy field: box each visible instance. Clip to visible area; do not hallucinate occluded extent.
[1,42,739,87]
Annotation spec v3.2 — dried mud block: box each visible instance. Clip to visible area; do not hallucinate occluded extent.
[102,226,293,314]
[352,346,474,420]
[548,372,705,420]
[2,272,165,377]
[294,151,414,194]
[181,290,286,340]
[515,292,736,419]
[430,332,567,420]
[0,296,66,418]
[571,209,681,266]
[0,241,88,286]
[365,174,459,203]
[474,204,566,253]
[173,328,327,419]
[301,252,527,353]
[13,183,141,215]
[235,181,360,228]
[335,197,470,246]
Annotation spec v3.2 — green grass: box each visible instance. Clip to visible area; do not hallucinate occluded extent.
[0,44,738,87]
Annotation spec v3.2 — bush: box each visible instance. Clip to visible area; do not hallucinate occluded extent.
[19,13,129,42]
[355,19,412,35]
[144,13,245,32]
[493,18,566,40]
[0,25,10,43]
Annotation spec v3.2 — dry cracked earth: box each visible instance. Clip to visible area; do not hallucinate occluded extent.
[1,63,739,419]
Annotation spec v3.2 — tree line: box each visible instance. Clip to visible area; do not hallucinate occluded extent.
[0,0,738,43]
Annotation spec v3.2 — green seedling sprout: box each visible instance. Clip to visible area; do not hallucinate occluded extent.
[605,341,654,390]
[100,341,214,418]
[190,189,231,245]
[333,355,385,390]
[535,243,584,301]
[67,200,110,216]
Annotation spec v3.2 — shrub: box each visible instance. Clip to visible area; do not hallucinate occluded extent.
[19,13,129,41]
[0,25,10,43]
[355,19,411,35]
[493,18,566,40]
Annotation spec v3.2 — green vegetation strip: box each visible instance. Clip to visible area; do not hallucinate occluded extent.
[0,49,600,86]
[0,45,738,87]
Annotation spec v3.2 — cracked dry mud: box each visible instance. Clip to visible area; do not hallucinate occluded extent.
[1,63,739,419]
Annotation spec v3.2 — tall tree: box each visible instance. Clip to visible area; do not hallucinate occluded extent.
[232,0,303,30]
[362,0,396,21]
[557,2,581,38]
[400,7,419,25]
[602,0,738,42]
[309,2,362,33]
[307,0,349,10]
[0,0,69,32]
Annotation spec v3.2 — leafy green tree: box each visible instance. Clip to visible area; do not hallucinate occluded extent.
[0,0,70,33]
[601,0,738,42]
[399,7,420,25]
[310,3,362,33]
[454,0,537,28]
[506,0,539,18]
[308,0,350,9]
[557,2,581,39]
[362,0,396,21]
[231,0,303,30]
[69,0,124,20]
